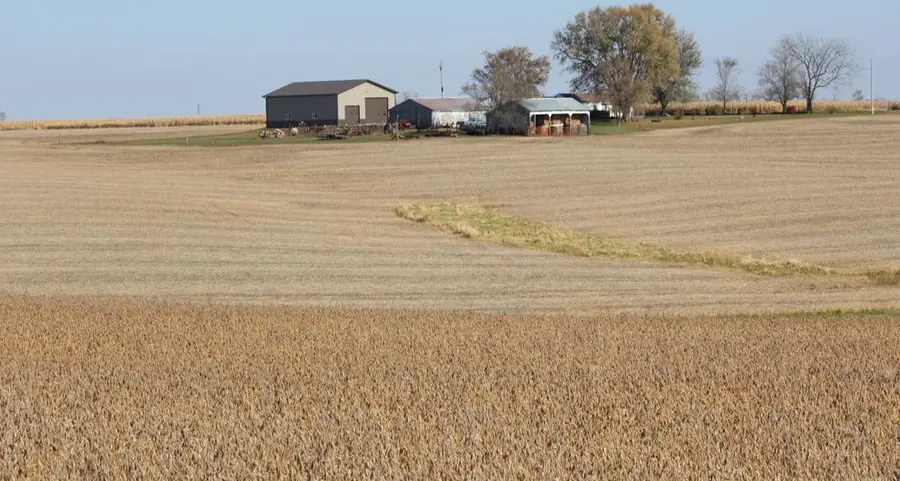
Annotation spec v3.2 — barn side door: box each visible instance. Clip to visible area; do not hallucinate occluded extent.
[345,105,360,125]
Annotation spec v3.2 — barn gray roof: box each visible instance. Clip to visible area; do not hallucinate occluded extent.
[519,97,590,112]
[556,93,607,104]
[404,97,483,112]
[263,79,398,98]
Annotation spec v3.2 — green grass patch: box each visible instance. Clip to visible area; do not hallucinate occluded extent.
[394,202,899,285]
[94,111,896,144]
[592,115,779,135]
[107,129,394,147]
[780,307,900,319]
[865,269,900,286]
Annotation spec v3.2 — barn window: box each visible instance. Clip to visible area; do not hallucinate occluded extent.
[311,112,319,119]
[285,112,293,121]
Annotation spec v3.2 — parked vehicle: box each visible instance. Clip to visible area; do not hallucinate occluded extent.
[458,119,487,135]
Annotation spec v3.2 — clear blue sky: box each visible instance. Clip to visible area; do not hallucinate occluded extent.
[3,0,898,119]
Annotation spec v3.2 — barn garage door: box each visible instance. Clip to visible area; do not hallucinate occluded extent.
[345,105,360,125]
[365,97,389,124]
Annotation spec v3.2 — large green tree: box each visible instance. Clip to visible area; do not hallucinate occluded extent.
[551,3,680,122]
[653,29,703,115]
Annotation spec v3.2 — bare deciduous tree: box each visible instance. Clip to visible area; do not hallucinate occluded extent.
[400,91,420,102]
[653,28,703,115]
[461,46,551,109]
[852,89,865,101]
[707,57,742,111]
[552,4,679,123]
[783,34,858,113]
[758,39,801,113]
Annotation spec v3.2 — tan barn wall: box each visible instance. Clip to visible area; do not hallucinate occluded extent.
[338,82,396,124]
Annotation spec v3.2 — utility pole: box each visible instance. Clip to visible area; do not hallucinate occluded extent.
[440,61,444,98]
[197,103,201,116]
[870,58,874,116]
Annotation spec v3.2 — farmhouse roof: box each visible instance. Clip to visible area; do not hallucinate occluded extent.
[405,97,483,112]
[557,93,607,104]
[519,97,590,113]
[263,79,398,98]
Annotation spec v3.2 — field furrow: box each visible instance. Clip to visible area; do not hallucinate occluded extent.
[1,116,898,314]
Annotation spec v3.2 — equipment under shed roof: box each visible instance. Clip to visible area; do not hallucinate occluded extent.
[487,97,591,136]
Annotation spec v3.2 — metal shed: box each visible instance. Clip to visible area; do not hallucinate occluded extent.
[487,98,591,136]
[262,79,398,128]
[389,98,486,129]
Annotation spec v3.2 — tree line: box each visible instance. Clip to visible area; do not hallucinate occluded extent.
[462,3,859,121]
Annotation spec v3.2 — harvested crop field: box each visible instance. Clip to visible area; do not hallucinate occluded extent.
[1,296,898,479]
[1,115,898,479]
[1,115,898,314]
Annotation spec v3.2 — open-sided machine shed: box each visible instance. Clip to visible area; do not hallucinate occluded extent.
[488,98,591,136]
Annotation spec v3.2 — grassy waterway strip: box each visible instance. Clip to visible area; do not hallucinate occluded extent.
[395,203,899,285]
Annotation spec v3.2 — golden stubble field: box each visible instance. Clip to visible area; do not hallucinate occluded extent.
[1,296,898,480]
[0,115,897,314]
[1,115,899,479]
